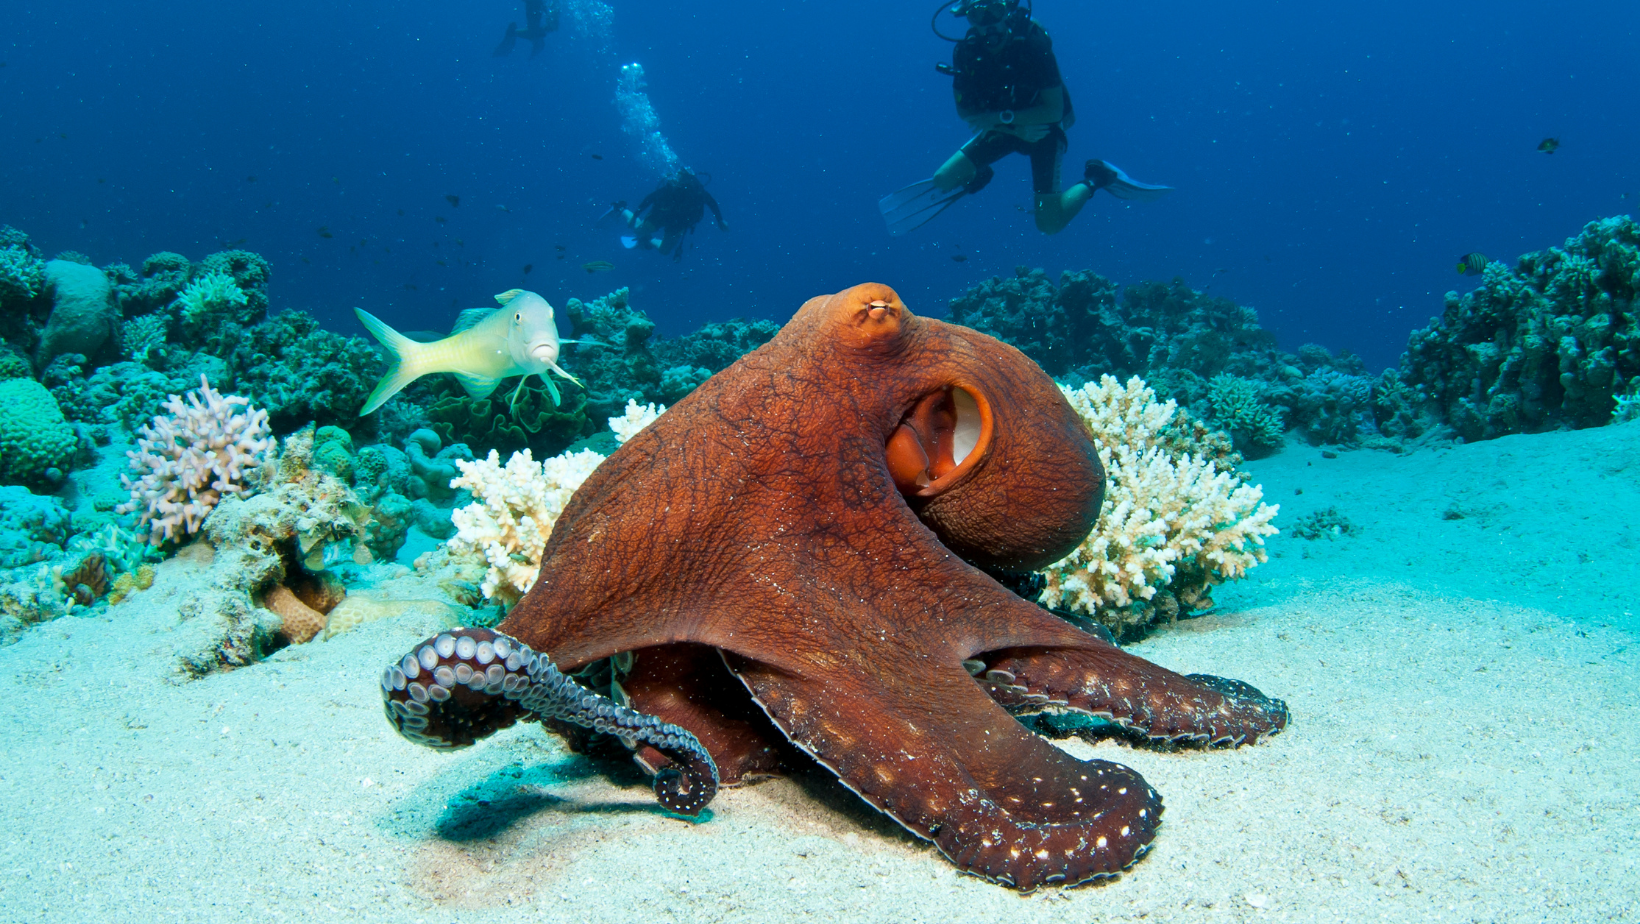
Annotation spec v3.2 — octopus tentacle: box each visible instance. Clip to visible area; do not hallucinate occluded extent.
[726,653,1164,892]
[979,644,1289,746]
[381,627,719,816]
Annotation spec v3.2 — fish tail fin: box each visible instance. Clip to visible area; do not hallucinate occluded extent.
[355,307,427,415]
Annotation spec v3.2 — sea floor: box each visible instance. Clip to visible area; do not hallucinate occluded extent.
[2,423,1637,924]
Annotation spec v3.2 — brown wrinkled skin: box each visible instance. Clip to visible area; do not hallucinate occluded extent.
[499,283,1287,891]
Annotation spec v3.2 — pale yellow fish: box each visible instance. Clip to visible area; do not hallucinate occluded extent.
[355,288,583,415]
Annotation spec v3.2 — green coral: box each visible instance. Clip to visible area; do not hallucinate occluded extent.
[1207,374,1285,457]
[0,379,77,487]
[227,310,385,433]
[198,250,272,319]
[0,246,45,308]
[561,287,662,422]
[175,272,248,325]
[110,252,191,317]
[121,313,169,364]
[426,376,593,459]
[0,347,32,381]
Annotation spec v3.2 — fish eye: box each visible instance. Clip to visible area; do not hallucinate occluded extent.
[514,312,522,322]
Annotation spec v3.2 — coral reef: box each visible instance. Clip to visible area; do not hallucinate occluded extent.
[122,313,170,365]
[1397,215,1640,441]
[1038,376,1279,639]
[117,375,276,544]
[174,272,248,332]
[170,427,374,672]
[562,286,663,421]
[606,399,666,443]
[197,250,272,320]
[225,310,385,433]
[948,268,1388,447]
[109,252,191,318]
[0,378,78,488]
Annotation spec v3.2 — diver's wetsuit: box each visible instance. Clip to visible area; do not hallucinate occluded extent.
[631,171,725,260]
[952,18,1074,195]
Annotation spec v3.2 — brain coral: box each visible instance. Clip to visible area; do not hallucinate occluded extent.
[1399,215,1640,440]
[0,379,78,487]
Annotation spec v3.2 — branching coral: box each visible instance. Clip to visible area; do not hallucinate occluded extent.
[174,272,248,326]
[117,375,275,544]
[607,399,666,443]
[447,448,606,603]
[1207,373,1286,456]
[445,401,666,604]
[1039,375,1279,639]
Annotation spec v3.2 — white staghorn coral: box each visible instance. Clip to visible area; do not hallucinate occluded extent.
[117,375,275,544]
[608,399,667,444]
[1041,375,1279,635]
[444,402,670,602]
[447,448,606,603]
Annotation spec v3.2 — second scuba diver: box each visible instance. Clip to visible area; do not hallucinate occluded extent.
[880,0,1172,236]
[603,167,729,261]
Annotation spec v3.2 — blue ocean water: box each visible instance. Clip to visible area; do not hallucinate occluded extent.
[5,0,1635,369]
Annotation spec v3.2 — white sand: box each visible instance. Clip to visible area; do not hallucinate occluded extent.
[2,423,1637,923]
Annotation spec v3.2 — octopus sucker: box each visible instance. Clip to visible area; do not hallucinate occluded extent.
[382,627,718,816]
[382,283,1288,890]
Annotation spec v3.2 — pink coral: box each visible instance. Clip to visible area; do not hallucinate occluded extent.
[117,375,275,544]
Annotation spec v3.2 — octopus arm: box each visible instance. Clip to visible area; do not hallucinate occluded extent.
[723,651,1163,891]
[979,642,1290,746]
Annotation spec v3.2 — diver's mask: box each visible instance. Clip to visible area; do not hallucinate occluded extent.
[956,0,1011,28]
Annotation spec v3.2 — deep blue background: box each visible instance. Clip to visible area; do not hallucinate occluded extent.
[4,0,1635,369]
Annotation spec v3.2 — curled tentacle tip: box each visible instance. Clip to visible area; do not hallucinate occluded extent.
[653,764,719,817]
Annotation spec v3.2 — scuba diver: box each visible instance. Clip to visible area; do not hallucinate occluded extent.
[880,0,1172,236]
[493,0,559,58]
[601,167,729,261]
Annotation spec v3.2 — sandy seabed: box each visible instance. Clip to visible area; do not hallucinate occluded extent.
[2,422,1637,924]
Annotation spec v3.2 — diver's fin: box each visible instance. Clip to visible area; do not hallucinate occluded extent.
[455,372,503,400]
[1085,160,1174,202]
[620,235,639,250]
[451,307,496,335]
[878,178,966,236]
[355,307,428,415]
[494,288,525,306]
[596,201,628,228]
[493,23,518,57]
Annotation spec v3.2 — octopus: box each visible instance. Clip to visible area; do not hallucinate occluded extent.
[382,283,1289,890]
